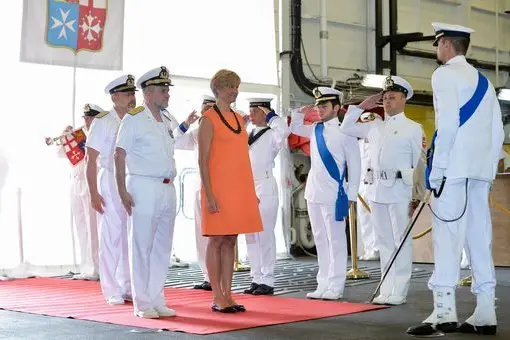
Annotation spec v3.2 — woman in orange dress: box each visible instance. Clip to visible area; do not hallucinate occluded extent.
[198,69,263,312]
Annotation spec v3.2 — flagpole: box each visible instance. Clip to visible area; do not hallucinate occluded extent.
[69,56,78,272]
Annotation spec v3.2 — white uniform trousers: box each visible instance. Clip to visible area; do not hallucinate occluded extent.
[246,176,278,287]
[194,189,209,282]
[428,178,496,294]
[307,202,348,292]
[127,175,177,312]
[98,168,130,298]
[370,201,412,298]
[357,186,377,257]
[71,180,99,276]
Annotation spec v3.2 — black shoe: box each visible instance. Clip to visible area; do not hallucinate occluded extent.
[406,322,458,336]
[232,304,246,312]
[243,282,259,294]
[458,322,497,335]
[211,303,236,313]
[252,284,274,296]
[193,281,212,291]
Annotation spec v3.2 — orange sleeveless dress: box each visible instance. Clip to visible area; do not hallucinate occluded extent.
[201,107,263,236]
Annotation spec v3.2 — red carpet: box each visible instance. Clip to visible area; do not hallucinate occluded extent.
[0,278,388,334]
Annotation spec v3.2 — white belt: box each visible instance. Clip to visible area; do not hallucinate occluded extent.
[253,169,273,181]
[373,169,403,180]
[99,167,114,173]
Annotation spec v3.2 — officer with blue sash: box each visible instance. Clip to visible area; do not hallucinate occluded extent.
[407,23,504,336]
[290,87,361,300]
[339,76,425,306]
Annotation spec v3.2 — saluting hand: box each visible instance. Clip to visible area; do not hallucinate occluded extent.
[201,103,214,115]
[90,192,106,214]
[357,93,382,111]
[119,190,135,216]
[299,105,316,115]
[206,194,220,214]
[257,106,271,115]
[185,110,199,127]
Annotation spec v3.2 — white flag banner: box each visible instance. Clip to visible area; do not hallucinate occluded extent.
[20,0,125,70]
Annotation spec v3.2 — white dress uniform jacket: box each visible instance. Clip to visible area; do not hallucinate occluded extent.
[246,113,290,288]
[341,106,424,303]
[57,139,99,278]
[290,109,360,298]
[426,56,504,326]
[116,104,186,313]
[86,109,131,299]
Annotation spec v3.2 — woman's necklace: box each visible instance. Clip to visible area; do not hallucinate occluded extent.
[213,104,241,134]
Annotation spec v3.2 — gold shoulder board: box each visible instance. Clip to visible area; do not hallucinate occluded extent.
[128,106,144,115]
[96,111,109,119]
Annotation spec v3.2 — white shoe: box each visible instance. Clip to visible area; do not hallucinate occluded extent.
[372,294,389,305]
[155,306,176,317]
[72,273,99,281]
[385,295,406,305]
[106,296,125,305]
[423,288,458,324]
[135,308,159,319]
[306,286,328,299]
[321,289,343,300]
[464,292,497,326]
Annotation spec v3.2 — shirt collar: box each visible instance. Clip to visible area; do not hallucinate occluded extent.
[446,55,467,65]
[324,117,341,126]
[385,112,405,123]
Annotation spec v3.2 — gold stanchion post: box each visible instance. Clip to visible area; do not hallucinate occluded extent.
[233,240,250,272]
[347,203,370,280]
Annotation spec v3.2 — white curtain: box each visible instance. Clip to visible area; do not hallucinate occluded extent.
[0,0,279,277]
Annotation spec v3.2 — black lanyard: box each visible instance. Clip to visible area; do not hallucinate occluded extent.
[213,104,241,134]
[248,127,271,146]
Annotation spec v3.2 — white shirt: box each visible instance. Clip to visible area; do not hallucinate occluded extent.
[432,55,504,181]
[85,108,122,171]
[248,114,290,178]
[341,106,424,204]
[290,109,361,204]
[116,105,185,180]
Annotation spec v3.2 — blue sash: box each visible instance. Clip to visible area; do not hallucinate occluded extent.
[425,71,488,190]
[314,123,349,221]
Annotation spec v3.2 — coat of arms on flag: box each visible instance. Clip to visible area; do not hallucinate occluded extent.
[62,128,87,165]
[46,0,107,53]
[21,0,124,69]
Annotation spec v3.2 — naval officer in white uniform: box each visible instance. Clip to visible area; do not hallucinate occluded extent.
[243,98,290,296]
[114,66,198,319]
[407,23,504,336]
[86,75,136,305]
[341,76,424,306]
[174,94,216,291]
[56,104,102,281]
[290,87,361,300]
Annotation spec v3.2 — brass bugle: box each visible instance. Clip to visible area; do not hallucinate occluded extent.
[45,126,84,146]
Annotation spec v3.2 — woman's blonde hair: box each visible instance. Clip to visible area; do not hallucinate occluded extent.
[210,69,241,97]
